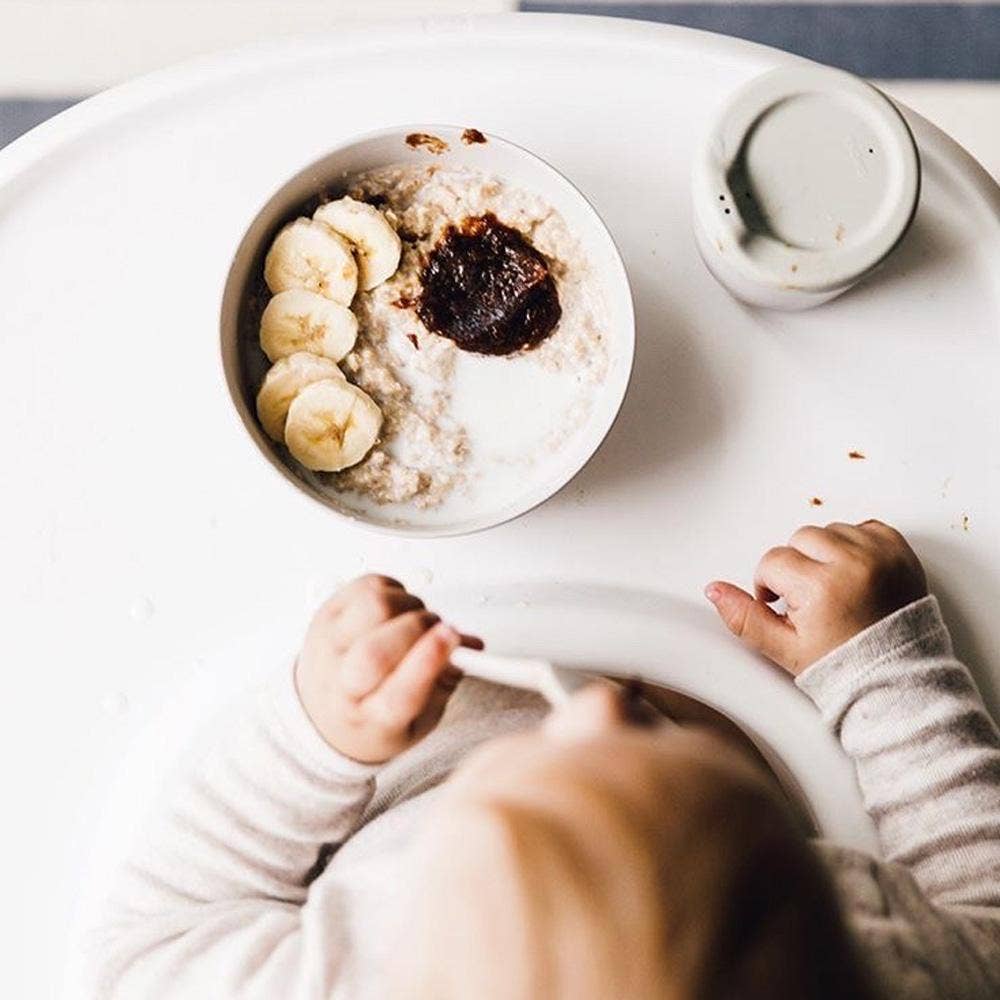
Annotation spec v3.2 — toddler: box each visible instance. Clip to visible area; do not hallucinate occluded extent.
[95,519,1000,998]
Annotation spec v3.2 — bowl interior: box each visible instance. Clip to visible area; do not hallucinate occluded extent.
[221,125,634,536]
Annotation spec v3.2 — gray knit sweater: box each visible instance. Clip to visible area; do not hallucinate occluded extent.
[95,596,1000,998]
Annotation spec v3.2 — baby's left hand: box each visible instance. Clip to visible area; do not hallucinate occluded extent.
[296,575,481,764]
[705,519,926,675]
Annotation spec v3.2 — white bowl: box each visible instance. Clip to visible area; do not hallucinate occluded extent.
[220,124,635,537]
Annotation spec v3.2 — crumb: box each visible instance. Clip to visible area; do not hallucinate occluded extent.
[962,514,970,532]
[791,264,798,273]
[405,132,448,155]
[809,497,824,507]
[848,450,865,460]
[461,128,487,145]
[406,333,420,350]
[835,223,846,243]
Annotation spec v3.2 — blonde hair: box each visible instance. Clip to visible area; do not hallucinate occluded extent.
[391,727,875,1000]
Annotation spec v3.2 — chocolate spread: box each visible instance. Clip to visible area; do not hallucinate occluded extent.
[417,213,561,356]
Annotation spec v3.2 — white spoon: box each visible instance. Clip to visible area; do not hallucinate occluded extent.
[450,647,596,706]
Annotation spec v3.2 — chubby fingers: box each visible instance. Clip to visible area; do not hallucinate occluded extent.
[753,546,822,607]
[789,519,897,561]
[320,576,425,650]
[339,609,442,697]
[364,622,464,729]
[788,524,848,561]
[327,574,406,612]
[705,581,799,671]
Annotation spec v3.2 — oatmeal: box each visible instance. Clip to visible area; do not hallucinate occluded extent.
[347,165,607,386]
[330,164,609,507]
[249,162,610,514]
[336,332,468,509]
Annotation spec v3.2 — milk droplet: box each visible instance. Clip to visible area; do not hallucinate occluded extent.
[129,596,155,622]
[101,691,129,715]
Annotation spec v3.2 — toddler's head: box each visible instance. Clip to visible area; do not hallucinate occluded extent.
[392,685,875,1000]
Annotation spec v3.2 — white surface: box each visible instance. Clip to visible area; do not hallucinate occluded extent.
[880,80,1000,184]
[0,0,514,94]
[221,124,635,534]
[2,14,999,999]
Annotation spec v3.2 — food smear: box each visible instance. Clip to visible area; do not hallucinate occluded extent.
[405,132,448,155]
[461,128,488,145]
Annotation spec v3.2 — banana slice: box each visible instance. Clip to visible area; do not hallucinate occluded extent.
[260,288,358,364]
[314,197,401,291]
[264,218,358,305]
[284,378,382,472]
[256,352,345,442]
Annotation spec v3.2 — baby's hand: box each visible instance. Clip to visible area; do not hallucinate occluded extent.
[296,575,480,764]
[706,520,927,675]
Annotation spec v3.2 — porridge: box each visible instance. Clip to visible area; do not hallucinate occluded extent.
[250,158,610,513]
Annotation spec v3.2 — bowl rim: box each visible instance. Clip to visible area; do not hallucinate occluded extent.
[219,122,636,539]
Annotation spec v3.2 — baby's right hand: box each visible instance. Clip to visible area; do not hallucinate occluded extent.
[296,575,479,764]
[706,519,927,675]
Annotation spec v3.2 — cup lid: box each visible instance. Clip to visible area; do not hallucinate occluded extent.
[693,66,920,295]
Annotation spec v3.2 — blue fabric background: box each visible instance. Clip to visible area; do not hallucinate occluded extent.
[1,97,79,149]
[520,3,1000,79]
[3,5,998,151]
